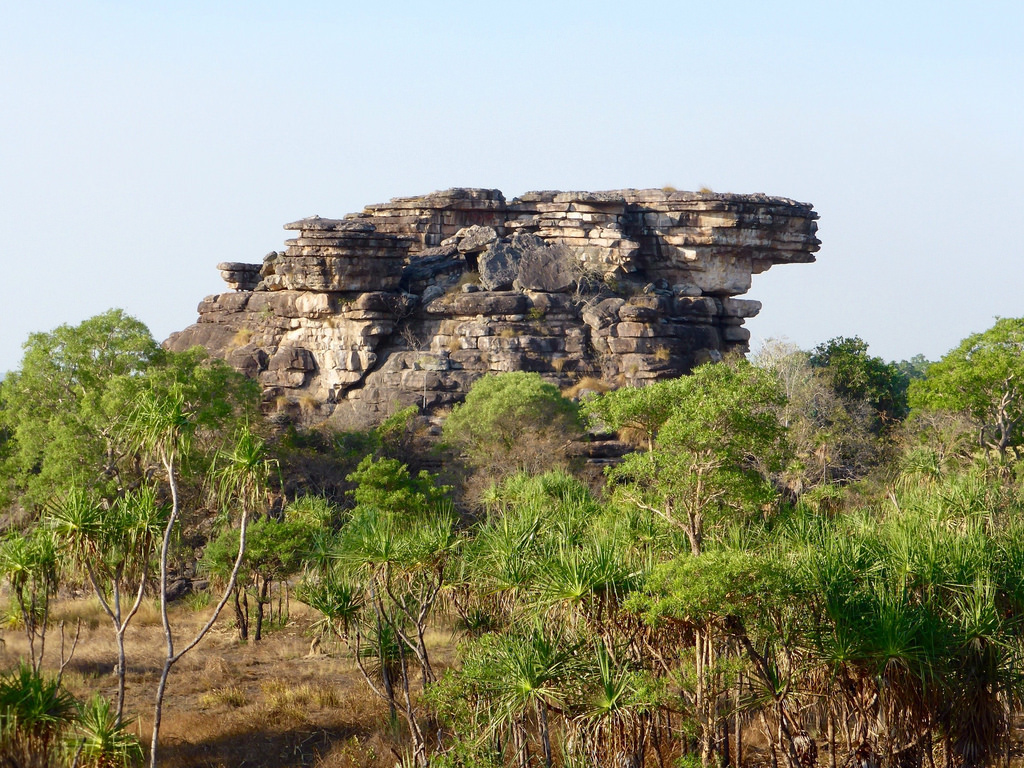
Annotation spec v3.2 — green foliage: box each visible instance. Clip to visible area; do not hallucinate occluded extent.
[754,338,883,488]
[346,455,449,517]
[48,484,167,590]
[203,517,316,585]
[0,663,77,767]
[285,494,342,528]
[0,527,60,666]
[581,376,685,450]
[608,362,790,555]
[629,547,792,627]
[0,310,158,509]
[810,335,911,429]
[442,372,581,476]
[910,316,1024,456]
[118,347,260,469]
[73,694,145,768]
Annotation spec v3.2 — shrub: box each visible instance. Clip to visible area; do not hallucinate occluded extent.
[442,372,581,484]
[0,664,77,768]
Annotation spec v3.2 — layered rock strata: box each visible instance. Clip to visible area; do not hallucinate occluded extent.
[166,188,819,426]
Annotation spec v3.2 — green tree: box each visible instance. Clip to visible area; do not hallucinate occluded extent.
[0,310,158,510]
[0,528,60,673]
[442,372,581,482]
[810,336,911,430]
[754,339,880,489]
[0,663,78,768]
[302,458,456,768]
[119,355,260,768]
[909,317,1024,458]
[607,362,790,557]
[581,377,684,451]
[47,484,166,722]
[204,517,315,642]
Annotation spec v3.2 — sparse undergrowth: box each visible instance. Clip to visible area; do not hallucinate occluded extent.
[0,598,428,768]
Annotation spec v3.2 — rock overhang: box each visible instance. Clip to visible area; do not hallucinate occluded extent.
[167,187,819,426]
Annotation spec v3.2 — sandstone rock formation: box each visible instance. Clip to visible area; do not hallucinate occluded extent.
[166,188,819,426]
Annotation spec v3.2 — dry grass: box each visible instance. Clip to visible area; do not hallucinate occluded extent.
[199,685,249,709]
[563,375,613,400]
[0,595,436,768]
[51,596,164,631]
[230,328,253,348]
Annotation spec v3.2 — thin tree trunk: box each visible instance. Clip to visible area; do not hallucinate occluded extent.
[761,712,779,768]
[394,632,428,768]
[538,700,553,768]
[722,713,731,768]
[828,709,837,768]
[735,673,743,768]
[86,563,147,725]
[150,453,249,768]
[254,576,269,642]
[233,586,247,641]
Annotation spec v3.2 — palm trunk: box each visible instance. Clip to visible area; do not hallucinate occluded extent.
[537,700,553,768]
[233,585,248,641]
[735,672,743,768]
[828,709,837,768]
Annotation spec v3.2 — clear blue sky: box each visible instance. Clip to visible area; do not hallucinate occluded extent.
[2,1,1022,375]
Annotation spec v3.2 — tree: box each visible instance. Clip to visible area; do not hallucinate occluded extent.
[581,377,685,451]
[754,339,880,490]
[0,310,158,511]
[0,527,60,673]
[47,484,166,722]
[442,372,581,482]
[909,317,1024,458]
[606,362,790,557]
[119,353,261,768]
[302,457,456,768]
[810,336,911,430]
[203,516,315,642]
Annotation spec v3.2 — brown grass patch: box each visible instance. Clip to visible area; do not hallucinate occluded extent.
[0,596,425,768]
[563,375,613,400]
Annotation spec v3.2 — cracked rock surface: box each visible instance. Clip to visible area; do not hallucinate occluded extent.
[165,188,819,426]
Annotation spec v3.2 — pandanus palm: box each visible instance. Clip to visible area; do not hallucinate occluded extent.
[48,484,166,723]
[0,528,60,674]
[571,640,655,768]
[0,663,77,768]
[480,625,583,768]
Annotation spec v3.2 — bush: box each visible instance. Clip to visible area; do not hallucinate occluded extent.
[0,664,77,768]
[442,372,581,486]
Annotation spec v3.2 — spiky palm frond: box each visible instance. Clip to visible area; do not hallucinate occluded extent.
[73,694,144,768]
[0,664,77,765]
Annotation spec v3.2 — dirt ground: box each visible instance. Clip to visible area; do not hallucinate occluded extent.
[1,595,430,768]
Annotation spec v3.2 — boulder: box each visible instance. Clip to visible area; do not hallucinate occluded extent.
[515,242,575,293]
[478,240,522,291]
[169,186,821,426]
[456,225,498,254]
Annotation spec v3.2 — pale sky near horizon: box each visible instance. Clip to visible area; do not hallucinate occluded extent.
[2,1,1022,376]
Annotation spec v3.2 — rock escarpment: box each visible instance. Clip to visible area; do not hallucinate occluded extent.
[166,188,819,426]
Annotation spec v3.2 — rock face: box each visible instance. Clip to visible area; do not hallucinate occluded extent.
[166,188,820,426]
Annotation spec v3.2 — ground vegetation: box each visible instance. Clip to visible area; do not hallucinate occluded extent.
[2,311,1024,768]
